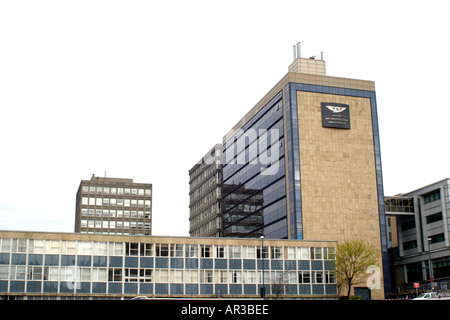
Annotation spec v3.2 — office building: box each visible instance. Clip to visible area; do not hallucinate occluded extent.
[75,175,152,236]
[189,51,388,297]
[0,230,337,300]
[387,178,450,294]
[189,145,222,237]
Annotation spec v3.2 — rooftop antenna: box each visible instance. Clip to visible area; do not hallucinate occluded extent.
[293,42,301,60]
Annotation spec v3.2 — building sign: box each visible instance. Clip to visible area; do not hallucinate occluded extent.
[321,102,350,129]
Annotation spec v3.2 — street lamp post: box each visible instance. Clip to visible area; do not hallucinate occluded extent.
[427,237,437,293]
[260,235,265,299]
[427,237,433,281]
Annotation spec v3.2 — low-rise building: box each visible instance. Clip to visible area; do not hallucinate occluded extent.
[0,230,337,300]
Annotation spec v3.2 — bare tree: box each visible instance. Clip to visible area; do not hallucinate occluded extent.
[271,271,291,300]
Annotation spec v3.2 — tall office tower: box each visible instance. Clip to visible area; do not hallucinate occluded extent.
[189,145,222,237]
[219,53,388,298]
[75,175,152,235]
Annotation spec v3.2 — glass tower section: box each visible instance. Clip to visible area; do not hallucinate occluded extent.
[221,92,287,239]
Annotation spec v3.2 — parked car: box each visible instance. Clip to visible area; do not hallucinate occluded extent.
[432,292,450,300]
[413,292,438,300]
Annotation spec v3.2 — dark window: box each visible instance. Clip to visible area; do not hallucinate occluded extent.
[406,262,423,282]
[401,220,416,231]
[429,233,445,244]
[424,190,441,204]
[426,212,443,224]
[403,240,417,250]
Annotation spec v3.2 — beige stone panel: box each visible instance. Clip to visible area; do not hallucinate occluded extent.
[297,91,384,298]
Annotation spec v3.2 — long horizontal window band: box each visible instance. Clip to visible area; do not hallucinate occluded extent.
[223,113,283,155]
[222,174,286,209]
[222,140,285,182]
[222,163,285,201]
[222,195,287,230]
[223,127,284,172]
[223,92,283,147]
[222,104,283,164]
[222,155,286,198]
[239,216,287,238]
[222,197,286,230]
[222,122,284,176]
[222,175,286,213]
[222,153,285,192]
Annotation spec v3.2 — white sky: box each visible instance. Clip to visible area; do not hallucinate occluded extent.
[1,0,449,237]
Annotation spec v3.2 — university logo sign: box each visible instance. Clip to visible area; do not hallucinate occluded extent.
[321,102,350,129]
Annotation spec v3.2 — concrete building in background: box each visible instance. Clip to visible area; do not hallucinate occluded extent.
[190,48,389,298]
[386,178,450,295]
[75,175,152,236]
[189,145,222,237]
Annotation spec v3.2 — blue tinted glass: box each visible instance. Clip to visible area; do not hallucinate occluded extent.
[139,283,153,294]
[271,260,283,270]
[92,282,107,294]
[9,281,25,292]
[93,256,107,267]
[155,258,168,268]
[214,259,227,269]
[124,283,138,294]
[60,255,75,266]
[230,284,242,294]
[171,258,184,269]
[44,255,59,266]
[109,256,123,267]
[0,281,8,291]
[155,284,168,294]
[185,284,198,295]
[215,284,227,295]
[59,282,74,293]
[43,281,58,293]
[11,254,26,265]
[140,257,153,268]
[326,284,337,295]
[170,284,183,294]
[222,93,286,238]
[312,284,324,295]
[243,259,255,269]
[311,261,323,270]
[77,255,91,267]
[200,284,213,294]
[108,283,122,294]
[28,254,43,266]
[200,259,213,269]
[0,253,9,265]
[125,257,138,268]
[298,260,310,270]
[78,282,90,294]
[286,284,298,295]
[299,285,311,294]
[229,259,241,269]
[244,284,256,294]
[185,258,198,269]
[284,260,296,270]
